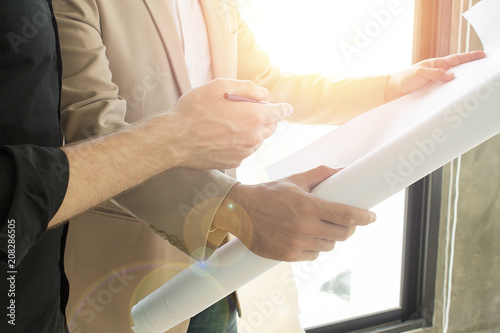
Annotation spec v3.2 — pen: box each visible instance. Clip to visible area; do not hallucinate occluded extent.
[223,92,269,104]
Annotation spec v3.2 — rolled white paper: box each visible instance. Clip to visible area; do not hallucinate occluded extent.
[131,1,500,331]
[131,239,280,333]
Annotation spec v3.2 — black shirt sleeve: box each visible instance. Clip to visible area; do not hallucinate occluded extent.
[0,145,69,265]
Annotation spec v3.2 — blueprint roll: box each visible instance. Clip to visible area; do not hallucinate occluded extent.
[131,1,500,331]
[310,55,500,209]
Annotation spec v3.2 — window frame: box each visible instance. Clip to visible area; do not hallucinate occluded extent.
[306,172,443,332]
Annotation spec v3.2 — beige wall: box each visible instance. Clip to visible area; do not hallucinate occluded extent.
[409,134,500,333]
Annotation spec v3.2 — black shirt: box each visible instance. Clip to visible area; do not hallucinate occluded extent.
[0,0,70,332]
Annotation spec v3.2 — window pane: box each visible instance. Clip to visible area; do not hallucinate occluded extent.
[236,0,414,329]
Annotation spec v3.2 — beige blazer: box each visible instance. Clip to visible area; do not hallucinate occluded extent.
[54,0,389,332]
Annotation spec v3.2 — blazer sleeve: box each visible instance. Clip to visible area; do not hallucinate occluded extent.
[54,0,236,261]
[234,9,390,125]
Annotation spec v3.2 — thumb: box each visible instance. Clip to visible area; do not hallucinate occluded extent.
[287,165,342,192]
[226,80,270,101]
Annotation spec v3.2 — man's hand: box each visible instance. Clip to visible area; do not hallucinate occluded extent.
[385,50,486,102]
[213,166,377,261]
[162,78,293,170]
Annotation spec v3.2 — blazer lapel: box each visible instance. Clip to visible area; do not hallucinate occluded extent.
[200,0,238,79]
[142,0,192,94]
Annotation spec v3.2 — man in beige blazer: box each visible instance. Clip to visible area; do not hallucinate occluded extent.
[53,0,485,332]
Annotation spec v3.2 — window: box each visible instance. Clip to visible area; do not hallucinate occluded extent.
[236,0,443,332]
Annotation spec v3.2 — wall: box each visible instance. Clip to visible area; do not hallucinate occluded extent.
[409,134,500,333]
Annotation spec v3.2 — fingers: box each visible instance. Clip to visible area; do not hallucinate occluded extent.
[296,229,354,261]
[441,50,486,68]
[310,226,354,252]
[219,78,293,128]
[286,165,342,191]
[320,201,377,227]
[277,223,357,262]
[223,79,270,101]
[416,67,449,81]
[260,102,294,124]
[213,79,293,125]
[424,51,486,69]
[322,222,356,240]
[467,50,487,61]
[415,51,486,84]
[317,238,337,252]
[301,251,320,261]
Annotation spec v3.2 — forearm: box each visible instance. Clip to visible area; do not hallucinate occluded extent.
[49,113,180,227]
[267,74,389,125]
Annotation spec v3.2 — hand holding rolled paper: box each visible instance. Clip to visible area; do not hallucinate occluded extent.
[212,166,377,262]
[385,50,487,102]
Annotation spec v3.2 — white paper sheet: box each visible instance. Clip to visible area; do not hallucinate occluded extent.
[131,1,500,331]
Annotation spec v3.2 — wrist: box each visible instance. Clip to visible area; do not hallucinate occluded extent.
[139,112,186,169]
[384,74,398,103]
[384,72,407,103]
[212,184,253,243]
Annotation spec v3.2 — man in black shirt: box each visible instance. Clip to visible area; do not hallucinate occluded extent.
[0,1,292,331]
[0,1,71,331]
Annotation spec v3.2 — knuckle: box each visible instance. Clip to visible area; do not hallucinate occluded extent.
[296,223,310,235]
[288,237,304,249]
[317,165,330,173]
[296,199,320,216]
[310,252,320,261]
[275,104,287,117]
[239,135,259,149]
[279,246,296,262]
[214,77,226,85]
[294,200,308,213]
[415,67,430,78]
[246,135,262,148]
[211,78,224,89]
[320,239,336,251]
[243,144,259,156]
[244,79,255,88]
[227,161,242,169]
[340,209,357,226]
[337,227,351,241]
[284,252,297,262]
